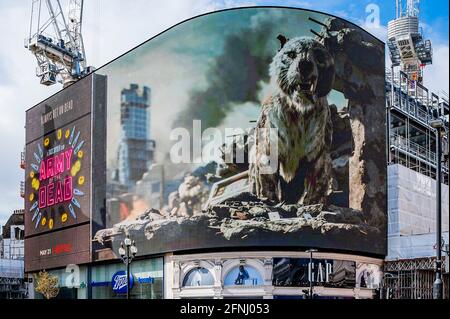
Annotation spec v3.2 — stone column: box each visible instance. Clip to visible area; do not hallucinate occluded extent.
[172,260,181,299]
[213,259,223,298]
[316,18,387,229]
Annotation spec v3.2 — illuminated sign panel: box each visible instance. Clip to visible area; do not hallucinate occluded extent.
[24,224,91,272]
[92,7,387,260]
[273,258,356,288]
[25,73,106,272]
[25,117,91,233]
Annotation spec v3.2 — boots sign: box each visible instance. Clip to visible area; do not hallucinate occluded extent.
[111,271,134,294]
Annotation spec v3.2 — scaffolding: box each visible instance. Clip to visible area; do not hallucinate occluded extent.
[386,67,449,184]
[385,67,449,299]
[383,258,449,299]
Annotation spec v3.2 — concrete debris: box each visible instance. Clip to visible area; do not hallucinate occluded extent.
[166,174,209,218]
[296,204,323,217]
[94,190,379,249]
[136,208,165,221]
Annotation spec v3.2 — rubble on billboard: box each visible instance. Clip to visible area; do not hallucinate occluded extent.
[166,174,210,218]
[94,189,380,247]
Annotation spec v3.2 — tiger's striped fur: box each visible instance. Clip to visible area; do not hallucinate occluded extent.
[250,37,335,204]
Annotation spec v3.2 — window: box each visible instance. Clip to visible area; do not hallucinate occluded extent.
[14,227,24,240]
[182,267,214,287]
[91,258,163,299]
[224,265,262,286]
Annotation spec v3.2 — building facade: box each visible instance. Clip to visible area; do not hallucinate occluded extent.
[166,251,382,299]
[0,210,28,299]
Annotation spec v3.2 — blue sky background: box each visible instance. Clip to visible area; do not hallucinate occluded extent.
[0,0,448,226]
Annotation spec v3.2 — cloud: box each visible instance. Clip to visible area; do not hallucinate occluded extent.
[423,43,450,95]
[0,60,10,86]
[82,0,258,69]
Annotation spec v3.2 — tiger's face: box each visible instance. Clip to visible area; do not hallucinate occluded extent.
[270,37,335,107]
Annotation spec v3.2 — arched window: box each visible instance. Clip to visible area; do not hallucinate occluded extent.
[359,271,372,288]
[182,267,214,287]
[224,265,263,286]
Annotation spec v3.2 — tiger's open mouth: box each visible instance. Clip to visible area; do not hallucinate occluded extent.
[297,82,315,92]
[294,81,316,105]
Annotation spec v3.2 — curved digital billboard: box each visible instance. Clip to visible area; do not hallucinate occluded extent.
[92,7,386,260]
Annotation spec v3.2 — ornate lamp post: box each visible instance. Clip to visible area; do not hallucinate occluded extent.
[305,249,318,299]
[118,234,138,300]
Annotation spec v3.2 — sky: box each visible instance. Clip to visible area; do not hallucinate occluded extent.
[0,0,448,226]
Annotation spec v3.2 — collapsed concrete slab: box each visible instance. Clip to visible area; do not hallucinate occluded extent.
[93,192,383,255]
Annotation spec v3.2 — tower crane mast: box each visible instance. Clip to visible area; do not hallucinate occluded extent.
[25,0,93,87]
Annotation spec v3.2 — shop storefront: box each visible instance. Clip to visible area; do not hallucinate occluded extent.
[167,251,382,299]
[90,257,163,299]
[32,265,89,299]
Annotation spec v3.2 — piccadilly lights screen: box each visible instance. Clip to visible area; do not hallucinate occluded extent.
[27,125,87,231]
[94,7,387,259]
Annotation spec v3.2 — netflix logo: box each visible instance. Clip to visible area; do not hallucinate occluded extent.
[39,243,72,257]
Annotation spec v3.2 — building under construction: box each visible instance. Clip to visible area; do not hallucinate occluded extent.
[384,69,449,299]
[383,0,449,299]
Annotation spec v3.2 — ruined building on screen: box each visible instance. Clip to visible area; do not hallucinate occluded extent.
[116,84,155,189]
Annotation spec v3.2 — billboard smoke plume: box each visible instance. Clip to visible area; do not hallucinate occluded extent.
[173,13,281,130]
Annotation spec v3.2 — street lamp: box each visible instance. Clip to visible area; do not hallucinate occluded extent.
[429,118,445,300]
[119,234,138,300]
[305,249,318,299]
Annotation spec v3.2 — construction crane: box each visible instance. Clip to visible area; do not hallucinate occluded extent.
[387,0,432,84]
[24,0,94,87]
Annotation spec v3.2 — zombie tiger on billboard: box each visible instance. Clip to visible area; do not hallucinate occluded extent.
[93,7,386,260]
